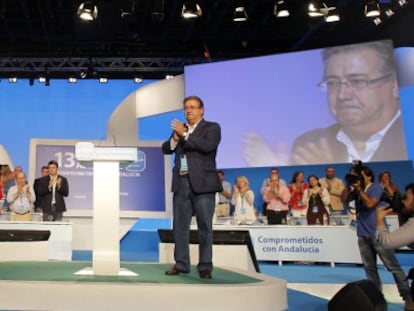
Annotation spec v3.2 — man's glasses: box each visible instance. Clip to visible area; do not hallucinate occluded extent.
[318,73,393,93]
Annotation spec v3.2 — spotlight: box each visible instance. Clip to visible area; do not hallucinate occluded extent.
[8,77,17,83]
[365,0,380,17]
[99,77,108,83]
[274,0,289,17]
[385,8,394,17]
[68,77,77,83]
[77,1,98,22]
[233,6,248,22]
[39,76,46,83]
[165,75,174,80]
[398,0,407,7]
[181,2,202,19]
[151,0,165,23]
[373,17,382,25]
[45,77,50,86]
[29,78,34,86]
[80,70,87,79]
[133,77,143,83]
[308,1,324,17]
[324,6,340,22]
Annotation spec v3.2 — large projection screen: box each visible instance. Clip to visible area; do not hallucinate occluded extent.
[184,40,407,169]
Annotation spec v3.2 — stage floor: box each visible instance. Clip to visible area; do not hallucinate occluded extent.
[0,261,287,311]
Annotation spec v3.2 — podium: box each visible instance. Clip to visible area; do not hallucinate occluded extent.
[75,142,137,276]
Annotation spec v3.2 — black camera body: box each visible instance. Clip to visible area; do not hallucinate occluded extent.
[380,191,404,213]
[344,160,364,190]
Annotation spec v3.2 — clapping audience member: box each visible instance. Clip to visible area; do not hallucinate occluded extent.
[35,160,69,221]
[2,165,23,212]
[215,170,231,217]
[260,168,287,215]
[231,176,256,225]
[6,171,35,221]
[303,175,330,225]
[262,174,291,224]
[319,167,345,216]
[34,165,49,213]
[288,171,308,217]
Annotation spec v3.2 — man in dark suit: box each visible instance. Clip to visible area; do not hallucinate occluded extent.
[34,160,69,221]
[33,165,49,212]
[290,40,407,164]
[162,95,222,279]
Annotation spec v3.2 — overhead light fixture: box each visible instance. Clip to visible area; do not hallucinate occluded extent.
[325,6,340,22]
[8,77,17,83]
[365,0,380,17]
[308,1,324,17]
[181,2,202,19]
[165,75,174,80]
[151,0,165,23]
[398,0,407,7]
[29,78,34,86]
[99,77,108,83]
[45,77,50,86]
[274,0,289,17]
[68,77,77,83]
[233,6,248,22]
[77,1,98,22]
[373,17,382,25]
[133,76,143,83]
[39,76,46,83]
[385,8,395,17]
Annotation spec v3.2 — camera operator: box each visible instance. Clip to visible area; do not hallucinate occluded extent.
[376,183,414,250]
[342,165,412,308]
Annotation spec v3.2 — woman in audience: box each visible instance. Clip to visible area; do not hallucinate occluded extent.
[231,176,256,225]
[288,171,308,217]
[303,175,330,225]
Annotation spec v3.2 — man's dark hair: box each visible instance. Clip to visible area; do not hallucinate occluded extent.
[183,95,204,108]
[48,160,59,168]
[360,165,375,182]
[405,183,414,194]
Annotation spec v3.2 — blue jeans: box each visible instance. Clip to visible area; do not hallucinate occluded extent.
[358,236,411,300]
[172,176,215,273]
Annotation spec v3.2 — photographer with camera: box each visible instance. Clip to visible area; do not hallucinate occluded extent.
[342,165,412,309]
[376,182,414,250]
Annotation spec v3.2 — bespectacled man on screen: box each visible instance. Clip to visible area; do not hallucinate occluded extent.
[290,40,407,165]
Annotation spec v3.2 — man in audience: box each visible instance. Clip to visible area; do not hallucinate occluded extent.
[290,40,406,164]
[6,171,35,221]
[35,160,69,221]
[215,170,231,217]
[319,167,345,216]
[2,165,23,211]
[33,165,49,213]
[260,168,287,215]
[342,165,412,309]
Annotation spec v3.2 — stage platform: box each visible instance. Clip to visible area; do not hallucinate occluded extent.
[0,261,287,311]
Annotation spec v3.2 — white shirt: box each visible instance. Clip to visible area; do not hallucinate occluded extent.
[336,110,401,162]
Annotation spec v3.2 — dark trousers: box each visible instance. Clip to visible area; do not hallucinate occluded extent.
[172,176,215,272]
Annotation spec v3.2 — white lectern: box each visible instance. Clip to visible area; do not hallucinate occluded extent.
[74,142,137,276]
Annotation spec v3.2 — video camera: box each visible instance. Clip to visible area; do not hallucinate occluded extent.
[380,191,405,213]
[344,160,364,190]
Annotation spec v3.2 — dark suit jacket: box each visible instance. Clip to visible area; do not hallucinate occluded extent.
[34,175,69,213]
[290,116,407,164]
[162,119,222,194]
